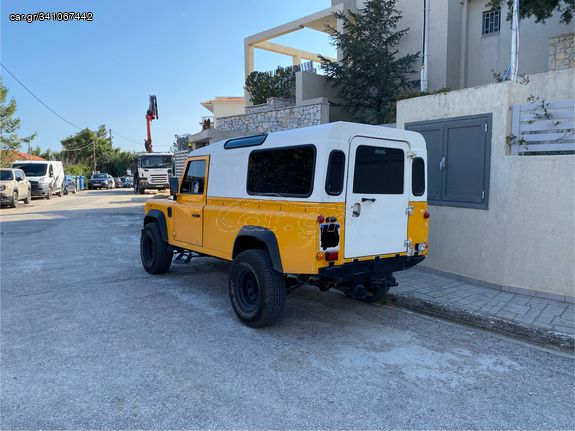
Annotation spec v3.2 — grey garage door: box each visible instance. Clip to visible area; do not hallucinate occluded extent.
[406,114,492,210]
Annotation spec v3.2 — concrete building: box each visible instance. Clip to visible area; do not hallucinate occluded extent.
[244,0,573,92]
[201,97,246,119]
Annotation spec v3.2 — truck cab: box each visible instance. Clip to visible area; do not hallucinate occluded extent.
[133,152,173,194]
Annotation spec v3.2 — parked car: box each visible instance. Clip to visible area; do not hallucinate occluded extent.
[0,168,31,208]
[88,173,114,189]
[114,177,123,188]
[140,122,429,327]
[12,160,64,199]
[121,177,134,188]
[63,175,77,195]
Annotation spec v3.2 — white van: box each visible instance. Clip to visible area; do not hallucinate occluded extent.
[12,160,65,199]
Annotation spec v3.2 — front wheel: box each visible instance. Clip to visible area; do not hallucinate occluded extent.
[229,250,286,328]
[9,191,18,208]
[57,187,63,197]
[140,222,172,274]
[23,189,31,204]
[46,187,52,200]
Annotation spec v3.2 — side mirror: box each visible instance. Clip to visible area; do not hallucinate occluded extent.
[169,177,179,198]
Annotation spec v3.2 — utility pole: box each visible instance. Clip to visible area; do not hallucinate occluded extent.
[93,140,96,173]
[109,128,112,147]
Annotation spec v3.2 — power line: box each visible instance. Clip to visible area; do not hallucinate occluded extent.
[112,131,141,146]
[1,63,143,148]
[60,141,96,152]
[1,63,83,131]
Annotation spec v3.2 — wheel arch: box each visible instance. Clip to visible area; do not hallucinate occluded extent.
[144,209,168,242]
[232,226,283,273]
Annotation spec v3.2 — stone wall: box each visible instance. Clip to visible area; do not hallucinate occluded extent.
[245,98,295,114]
[549,33,575,71]
[215,97,329,134]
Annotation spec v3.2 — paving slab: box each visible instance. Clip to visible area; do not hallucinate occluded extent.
[393,268,575,350]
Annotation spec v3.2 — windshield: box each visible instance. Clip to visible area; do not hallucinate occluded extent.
[140,155,172,169]
[13,163,47,177]
[0,170,14,181]
[92,173,108,179]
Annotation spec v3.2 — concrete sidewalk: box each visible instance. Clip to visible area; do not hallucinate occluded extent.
[393,268,574,349]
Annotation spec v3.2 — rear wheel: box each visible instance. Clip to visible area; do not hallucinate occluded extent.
[229,250,286,328]
[58,187,63,197]
[140,222,172,274]
[9,191,18,208]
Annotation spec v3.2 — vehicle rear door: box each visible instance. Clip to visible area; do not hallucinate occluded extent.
[173,156,209,247]
[344,136,410,258]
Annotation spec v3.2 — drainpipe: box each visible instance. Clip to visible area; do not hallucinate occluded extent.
[510,0,520,82]
[420,0,430,92]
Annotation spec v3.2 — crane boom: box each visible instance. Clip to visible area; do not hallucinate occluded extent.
[145,95,158,152]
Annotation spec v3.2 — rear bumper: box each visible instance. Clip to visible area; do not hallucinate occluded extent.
[318,255,425,282]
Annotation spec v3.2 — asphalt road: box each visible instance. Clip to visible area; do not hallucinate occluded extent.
[1,190,574,430]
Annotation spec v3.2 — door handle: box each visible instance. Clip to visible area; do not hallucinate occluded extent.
[192,213,200,218]
[362,198,376,203]
[439,157,446,171]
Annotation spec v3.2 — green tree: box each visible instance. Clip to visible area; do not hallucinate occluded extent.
[244,66,296,105]
[60,125,135,176]
[60,125,111,170]
[487,0,574,23]
[320,0,419,124]
[0,78,36,154]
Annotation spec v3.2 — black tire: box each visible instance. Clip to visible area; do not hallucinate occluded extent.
[229,249,286,328]
[46,187,52,200]
[359,280,392,304]
[9,191,18,208]
[140,222,172,274]
[58,187,63,197]
[23,188,31,204]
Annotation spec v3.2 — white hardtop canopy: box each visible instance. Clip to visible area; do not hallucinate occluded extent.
[189,122,426,157]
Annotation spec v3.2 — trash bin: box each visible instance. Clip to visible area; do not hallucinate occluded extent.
[79,176,85,191]
[75,176,80,191]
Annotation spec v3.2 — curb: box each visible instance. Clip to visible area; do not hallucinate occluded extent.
[388,293,575,351]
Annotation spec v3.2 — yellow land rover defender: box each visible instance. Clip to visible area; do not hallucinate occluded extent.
[140,122,429,327]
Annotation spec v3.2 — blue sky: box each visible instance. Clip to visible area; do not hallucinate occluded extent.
[1,0,335,152]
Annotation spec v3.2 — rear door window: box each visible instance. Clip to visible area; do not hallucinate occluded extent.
[353,145,404,194]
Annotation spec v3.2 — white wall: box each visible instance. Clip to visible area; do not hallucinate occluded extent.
[396,69,575,298]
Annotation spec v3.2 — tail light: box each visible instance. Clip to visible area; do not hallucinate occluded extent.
[423,211,430,219]
[325,251,339,261]
[317,215,325,224]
